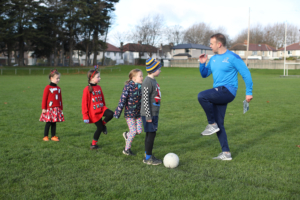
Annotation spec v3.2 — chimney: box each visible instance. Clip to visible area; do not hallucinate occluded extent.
[138,41,142,45]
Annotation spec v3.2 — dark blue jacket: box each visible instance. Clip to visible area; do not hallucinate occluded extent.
[114,80,141,119]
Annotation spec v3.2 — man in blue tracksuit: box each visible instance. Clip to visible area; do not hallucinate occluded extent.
[198,33,253,160]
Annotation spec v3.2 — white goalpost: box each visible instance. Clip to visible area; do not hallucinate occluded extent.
[282,22,300,77]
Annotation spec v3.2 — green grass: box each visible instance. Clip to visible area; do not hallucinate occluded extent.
[1,66,300,199]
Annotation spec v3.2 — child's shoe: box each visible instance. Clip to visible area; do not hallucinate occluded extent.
[123,131,128,140]
[143,155,162,165]
[43,136,49,141]
[123,148,135,156]
[90,144,100,150]
[51,136,60,142]
[103,125,107,135]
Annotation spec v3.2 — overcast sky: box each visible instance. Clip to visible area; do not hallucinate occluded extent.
[107,0,300,47]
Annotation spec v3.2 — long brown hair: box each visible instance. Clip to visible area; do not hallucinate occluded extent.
[125,69,142,84]
[87,69,100,92]
[49,69,60,79]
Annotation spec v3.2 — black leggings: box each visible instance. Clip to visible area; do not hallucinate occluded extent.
[93,109,114,140]
[44,122,56,137]
[145,132,156,155]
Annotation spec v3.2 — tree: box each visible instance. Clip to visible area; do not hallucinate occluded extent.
[232,22,300,49]
[4,0,39,66]
[183,23,231,47]
[131,14,165,47]
[0,0,16,66]
[80,0,118,66]
[164,25,184,45]
[63,0,84,66]
[31,1,66,66]
[112,30,130,45]
[183,22,213,46]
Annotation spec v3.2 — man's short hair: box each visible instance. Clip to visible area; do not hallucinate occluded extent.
[211,33,226,47]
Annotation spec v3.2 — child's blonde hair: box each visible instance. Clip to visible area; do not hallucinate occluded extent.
[87,69,100,93]
[125,69,142,84]
[48,69,60,79]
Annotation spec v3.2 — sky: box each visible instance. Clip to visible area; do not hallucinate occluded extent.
[107,0,300,47]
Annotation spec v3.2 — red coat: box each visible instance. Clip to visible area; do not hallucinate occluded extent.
[41,84,63,110]
[82,85,107,123]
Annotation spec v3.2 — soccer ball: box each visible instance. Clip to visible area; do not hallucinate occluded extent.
[163,153,179,168]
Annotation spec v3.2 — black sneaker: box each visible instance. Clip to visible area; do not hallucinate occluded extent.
[123,131,128,140]
[143,155,162,165]
[123,148,135,156]
[102,125,107,135]
[90,144,100,150]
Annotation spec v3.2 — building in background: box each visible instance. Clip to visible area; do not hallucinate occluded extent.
[277,42,300,58]
[229,43,278,60]
[171,44,212,60]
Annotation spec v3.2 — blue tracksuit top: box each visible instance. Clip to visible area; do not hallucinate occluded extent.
[199,50,253,96]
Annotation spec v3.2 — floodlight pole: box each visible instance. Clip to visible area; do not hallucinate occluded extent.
[284,21,287,76]
[246,7,250,67]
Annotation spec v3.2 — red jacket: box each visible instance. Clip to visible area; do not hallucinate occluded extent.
[82,85,107,123]
[41,84,63,110]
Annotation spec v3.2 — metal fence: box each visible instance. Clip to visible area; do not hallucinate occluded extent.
[168,59,300,69]
[0,67,121,75]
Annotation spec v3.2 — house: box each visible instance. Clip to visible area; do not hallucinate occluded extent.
[122,42,159,64]
[277,42,300,58]
[159,43,173,59]
[229,43,278,60]
[73,42,122,65]
[171,44,212,60]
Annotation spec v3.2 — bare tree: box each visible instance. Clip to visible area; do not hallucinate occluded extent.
[232,22,300,48]
[112,30,130,45]
[164,25,184,45]
[183,22,214,46]
[214,26,232,47]
[130,14,165,46]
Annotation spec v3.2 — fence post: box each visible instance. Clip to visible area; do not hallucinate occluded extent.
[78,68,79,74]
[43,68,45,74]
[15,69,17,75]
[67,69,69,74]
[111,68,112,72]
[1,69,2,75]
[29,69,31,75]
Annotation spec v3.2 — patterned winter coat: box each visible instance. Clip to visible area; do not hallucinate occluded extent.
[114,80,142,119]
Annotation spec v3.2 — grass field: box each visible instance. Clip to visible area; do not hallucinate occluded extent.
[1,66,300,199]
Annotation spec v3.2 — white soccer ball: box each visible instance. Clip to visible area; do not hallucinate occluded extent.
[163,153,179,168]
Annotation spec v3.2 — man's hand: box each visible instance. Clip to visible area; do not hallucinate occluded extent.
[246,95,253,103]
[146,120,152,123]
[199,54,208,64]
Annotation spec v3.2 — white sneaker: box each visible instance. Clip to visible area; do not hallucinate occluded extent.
[123,131,128,140]
[201,124,220,136]
[213,152,232,160]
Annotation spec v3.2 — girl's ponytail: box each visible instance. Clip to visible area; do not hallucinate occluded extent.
[87,66,99,93]
[125,69,142,84]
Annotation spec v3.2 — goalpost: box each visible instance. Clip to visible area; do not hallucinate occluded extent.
[282,22,300,77]
[284,63,300,76]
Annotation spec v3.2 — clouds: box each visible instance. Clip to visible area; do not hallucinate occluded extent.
[108,0,300,46]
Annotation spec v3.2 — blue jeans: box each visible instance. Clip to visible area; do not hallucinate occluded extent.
[198,86,235,152]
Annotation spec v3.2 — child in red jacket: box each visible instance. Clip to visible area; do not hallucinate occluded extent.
[39,69,64,142]
[82,67,113,150]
